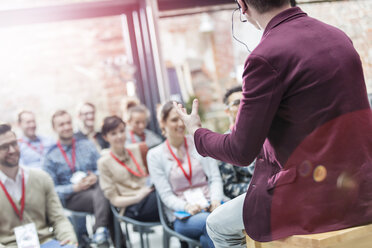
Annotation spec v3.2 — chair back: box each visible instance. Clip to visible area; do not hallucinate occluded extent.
[155,191,201,248]
[155,191,173,230]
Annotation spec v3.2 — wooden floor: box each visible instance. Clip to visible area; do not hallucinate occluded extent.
[245,224,372,248]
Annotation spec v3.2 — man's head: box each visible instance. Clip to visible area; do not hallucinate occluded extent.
[223,86,243,126]
[78,102,96,131]
[0,124,20,168]
[52,110,74,142]
[237,0,291,29]
[18,110,37,139]
[126,105,150,136]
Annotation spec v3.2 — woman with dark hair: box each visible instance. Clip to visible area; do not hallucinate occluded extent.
[97,116,159,222]
[147,102,223,248]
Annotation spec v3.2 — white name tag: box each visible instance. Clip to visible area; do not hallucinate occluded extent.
[70,171,87,184]
[14,223,40,248]
[183,188,209,209]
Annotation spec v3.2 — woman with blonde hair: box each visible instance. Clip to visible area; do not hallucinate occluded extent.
[147,101,223,248]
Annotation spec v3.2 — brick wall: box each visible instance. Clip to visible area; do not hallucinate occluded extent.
[0,16,131,136]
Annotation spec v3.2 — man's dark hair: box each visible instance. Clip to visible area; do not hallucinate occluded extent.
[101,116,126,136]
[223,86,242,105]
[51,110,70,128]
[243,0,291,13]
[0,124,12,136]
[290,0,296,7]
[18,110,34,124]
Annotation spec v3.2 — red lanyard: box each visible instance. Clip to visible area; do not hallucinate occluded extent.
[166,137,192,185]
[130,131,145,143]
[18,138,44,155]
[57,139,76,172]
[0,169,26,221]
[110,149,147,177]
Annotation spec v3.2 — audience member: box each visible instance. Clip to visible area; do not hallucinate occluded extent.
[147,101,223,248]
[17,111,54,169]
[75,102,109,150]
[0,124,77,248]
[124,105,162,148]
[98,116,159,222]
[43,110,111,248]
[219,86,254,199]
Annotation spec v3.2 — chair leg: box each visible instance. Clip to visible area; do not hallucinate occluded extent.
[162,230,170,248]
[113,217,122,248]
[146,232,150,248]
[139,227,145,248]
[125,223,132,248]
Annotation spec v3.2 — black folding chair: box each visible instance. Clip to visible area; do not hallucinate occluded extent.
[155,192,201,248]
[63,209,94,248]
[110,205,160,248]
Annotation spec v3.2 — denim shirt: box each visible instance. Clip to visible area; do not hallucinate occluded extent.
[18,135,55,169]
[43,138,100,204]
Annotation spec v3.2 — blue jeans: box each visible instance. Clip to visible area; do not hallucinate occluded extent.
[206,193,246,248]
[174,212,215,248]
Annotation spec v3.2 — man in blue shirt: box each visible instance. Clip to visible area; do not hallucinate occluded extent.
[17,111,54,169]
[43,110,112,248]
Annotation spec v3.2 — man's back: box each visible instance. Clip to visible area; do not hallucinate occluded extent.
[241,7,372,241]
[194,7,372,242]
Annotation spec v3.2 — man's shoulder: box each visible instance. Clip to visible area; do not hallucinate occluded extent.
[28,168,53,183]
[45,144,60,157]
[74,131,87,140]
[76,138,96,149]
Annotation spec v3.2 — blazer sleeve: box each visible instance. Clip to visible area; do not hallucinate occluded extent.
[147,148,187,211]
[43,171,77,243]
[194,55,282,166]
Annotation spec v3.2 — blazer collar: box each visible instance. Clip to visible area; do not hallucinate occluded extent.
[263,7,307,37]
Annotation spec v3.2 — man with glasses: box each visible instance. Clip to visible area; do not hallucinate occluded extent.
[75,102,108,151]
[0,124,77,247]
[218,86,255,200]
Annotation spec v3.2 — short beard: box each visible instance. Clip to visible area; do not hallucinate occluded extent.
[1,159,19,168]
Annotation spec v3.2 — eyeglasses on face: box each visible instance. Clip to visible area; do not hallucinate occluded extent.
[0,141,18,152]
[227,99,241,109]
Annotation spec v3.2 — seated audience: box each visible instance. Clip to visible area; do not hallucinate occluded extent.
[75,102,109,150]
[17,111,54,169]
[147,101,223,248]
[43,110,112,248]
[0,124,77,248]
[219,86,255,199]
[124,104,162,149]
[98,116,159,222]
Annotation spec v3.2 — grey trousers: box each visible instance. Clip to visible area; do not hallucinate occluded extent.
[206,193,246,248]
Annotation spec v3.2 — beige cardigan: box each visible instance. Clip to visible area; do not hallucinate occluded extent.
[0,169,77,247]
[98,143,149,213]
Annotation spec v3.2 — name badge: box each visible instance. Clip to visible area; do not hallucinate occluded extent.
[183,188,209,209]
[70,171,87,184]
[14,223,40,248]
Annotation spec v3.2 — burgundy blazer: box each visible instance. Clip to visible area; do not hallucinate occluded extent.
[194,7,372,242]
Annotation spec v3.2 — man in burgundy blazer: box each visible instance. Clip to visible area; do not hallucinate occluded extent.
[175,0,372,246]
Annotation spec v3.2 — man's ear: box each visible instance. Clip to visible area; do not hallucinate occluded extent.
[237,0,248,13]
